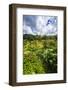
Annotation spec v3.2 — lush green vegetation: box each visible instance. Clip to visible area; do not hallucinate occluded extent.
[23,34,57,75]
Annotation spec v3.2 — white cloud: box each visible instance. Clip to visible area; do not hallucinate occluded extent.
[36,16,57,36]
[36,16,47,35]
[23,16,57,36]
[23,24,34,35]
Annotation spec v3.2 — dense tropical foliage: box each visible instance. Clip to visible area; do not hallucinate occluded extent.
[23,34,57,75]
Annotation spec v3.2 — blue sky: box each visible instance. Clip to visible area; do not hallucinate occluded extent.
[23,15,57,36]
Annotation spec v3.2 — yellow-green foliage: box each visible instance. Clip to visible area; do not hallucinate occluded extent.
[23,35,57,75]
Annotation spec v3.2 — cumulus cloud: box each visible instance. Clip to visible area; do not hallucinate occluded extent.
[23,15,57,36]
[23,23,35,35]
